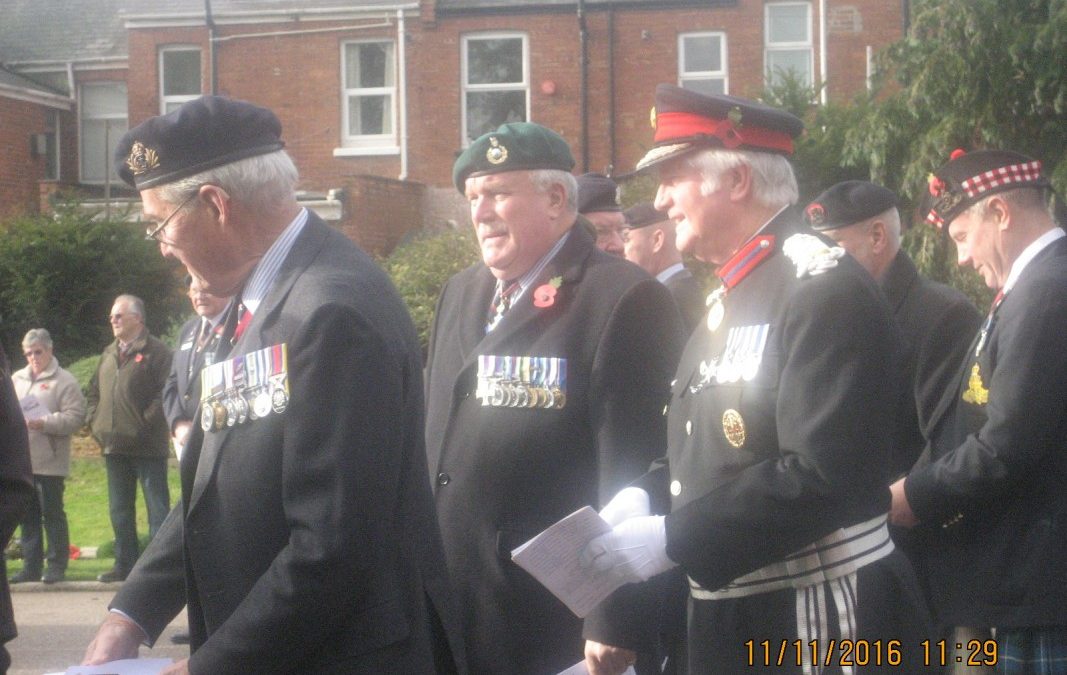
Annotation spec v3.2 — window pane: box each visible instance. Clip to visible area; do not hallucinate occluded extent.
[81,83,127,116]
[766,50,811,85]
[162,50,201,96]
[81,118,127,182]
[467,38,523,85]
[768,4,809,43]
[681,78,725,96]
[466,90,526,142]
[346,42,393,89]
[683,36,722,73]
[348,94,392,136]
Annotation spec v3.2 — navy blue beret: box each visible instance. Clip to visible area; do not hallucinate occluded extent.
[577,173,622,214]
[804,181,897,231]
[624,202,669,229]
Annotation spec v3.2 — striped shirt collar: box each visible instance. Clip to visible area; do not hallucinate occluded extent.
[504,228,572,304]
[239,207,308,316]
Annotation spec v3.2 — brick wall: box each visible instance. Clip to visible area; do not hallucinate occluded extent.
[0,96,50,219]
[335,174,427,257]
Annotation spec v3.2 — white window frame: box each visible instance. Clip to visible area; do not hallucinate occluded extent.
[678,32,729,95]
[159,46,202,114]
[78,81,128,185]
[764,2,814,88]
[461,32,530,147]
[336,39,399,156]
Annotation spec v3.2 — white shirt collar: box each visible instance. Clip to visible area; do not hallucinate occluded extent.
[1002,227,1065,294]
[656,262,687,284]
[239,208,308,316]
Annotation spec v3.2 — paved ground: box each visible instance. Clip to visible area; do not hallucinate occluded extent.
[7,582,188,675]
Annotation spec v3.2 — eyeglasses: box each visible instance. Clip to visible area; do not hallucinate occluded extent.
[145,190,200,242]
[24,349,45,357]
[109,313,136,322]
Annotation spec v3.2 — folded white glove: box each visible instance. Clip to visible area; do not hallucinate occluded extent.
[599,487,650,527]
[580,515,677,584]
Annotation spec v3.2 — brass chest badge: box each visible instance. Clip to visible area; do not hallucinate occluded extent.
[722,409,746,448]
[962,363,989,405]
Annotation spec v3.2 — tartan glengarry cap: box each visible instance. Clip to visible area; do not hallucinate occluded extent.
[804,181,897,231]
[632,84,804,174]
[453,122,575,192]
[924,149,1051,228]
[115,96,284,190]
[577,173,622,214]
[624,202,669,229]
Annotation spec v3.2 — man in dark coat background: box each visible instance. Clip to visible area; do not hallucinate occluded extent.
[81,95,464,674]
[425,122,685,674]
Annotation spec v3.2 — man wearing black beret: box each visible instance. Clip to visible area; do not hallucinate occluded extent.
[82,96,465,673]
[581,85,932,674]
[623,202,706,333]
[805,180,981,477]
[577,173,627,256]
[890,149,1067,670]
[427,122,685,673]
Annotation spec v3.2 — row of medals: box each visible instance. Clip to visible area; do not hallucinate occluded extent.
[201,384,289,432]
[483,379,567,409]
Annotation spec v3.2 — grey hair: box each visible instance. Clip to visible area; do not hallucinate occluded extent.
[114,294,146,320]
[529,169,579,213]
[688,148,799,208]
[158,150,299,213]
[22,328,52,350]
[859,206,902,249]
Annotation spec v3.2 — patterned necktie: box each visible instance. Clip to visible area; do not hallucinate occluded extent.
[195,317,212,351]
[487,279,520,333]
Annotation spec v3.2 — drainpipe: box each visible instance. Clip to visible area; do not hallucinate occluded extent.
[577,0,588,172]
[205,0,217,94]
[607,8,615,174]
[819,0,827,104]
[397,9,409,180]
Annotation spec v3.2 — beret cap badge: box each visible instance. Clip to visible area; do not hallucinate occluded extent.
[805,203,826,226]
[486,137,508,165]
[125,142,160,176]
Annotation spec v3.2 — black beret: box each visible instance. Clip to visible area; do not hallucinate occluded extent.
[631,84,804,175]
[624,202,669,229]
[923,148,1050,228]
[453,122,575,192]
[804,181,897,231]
[115,96,284,190]
[576,173,622,214]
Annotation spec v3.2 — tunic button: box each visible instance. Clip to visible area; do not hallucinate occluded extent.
[670,480,682,496]
[436,472,451,486]
[461,391,470,399]
[686,420,692,436]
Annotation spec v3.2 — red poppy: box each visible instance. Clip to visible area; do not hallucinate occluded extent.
[928,174,946,197]
[135,353,144,363]
[40,383,49,390]
[69,544,81,560]
[533,284,558,308]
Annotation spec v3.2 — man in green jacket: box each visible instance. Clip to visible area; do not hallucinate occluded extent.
[87,294,172,583]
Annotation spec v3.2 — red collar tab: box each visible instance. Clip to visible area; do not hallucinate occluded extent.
[717,235,776,289]
[654,111,795,155]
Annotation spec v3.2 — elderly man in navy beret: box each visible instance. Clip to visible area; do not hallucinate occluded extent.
[891,150,1067,672]
[427,122,685,673]
[82,96,464,674]
[581,86,932,674]
[577,173,627,256]
[805,181,980,477]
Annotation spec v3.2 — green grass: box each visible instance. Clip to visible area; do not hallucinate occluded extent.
[6,455,181,581]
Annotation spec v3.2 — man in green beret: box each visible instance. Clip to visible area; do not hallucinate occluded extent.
[426,122,686,673]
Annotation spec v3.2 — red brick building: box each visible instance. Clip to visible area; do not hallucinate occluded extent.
[2,0,906,253]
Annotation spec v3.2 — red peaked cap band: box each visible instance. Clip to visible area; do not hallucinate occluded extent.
[654,111,795,155]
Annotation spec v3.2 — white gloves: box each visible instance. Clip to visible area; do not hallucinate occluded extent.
[581,488,677,585]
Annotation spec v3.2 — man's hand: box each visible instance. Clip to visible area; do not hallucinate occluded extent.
[584,640,637,675]
[580,515,676,584]
[160,658,191,675]
[26,418,44,431]
[889,478,918,528]
[599,487,650,527]
[82,612,147,665]
[172,420,192,447]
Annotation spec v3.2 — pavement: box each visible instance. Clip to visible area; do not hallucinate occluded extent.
[7,582,188,675]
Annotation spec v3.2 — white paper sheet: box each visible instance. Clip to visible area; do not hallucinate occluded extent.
[19,393,48,421]
[557,659,636,675]
[510,506,623,618]
[56,657,173,674]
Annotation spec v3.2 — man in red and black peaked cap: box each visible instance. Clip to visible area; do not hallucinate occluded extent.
[81,96,464,674]
[805,181,981,478]
[890,150,1067,671]
[581,85,932,674]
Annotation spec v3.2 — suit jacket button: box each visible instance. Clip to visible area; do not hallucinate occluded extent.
[437,472,451,486]
[183,394,191,401]
[670,480,682,496]
[685,420,693,436]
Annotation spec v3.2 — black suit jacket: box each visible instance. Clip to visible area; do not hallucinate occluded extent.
[425,222,686,674]
[662,266,706,335]
[906,233,1067,628]
[0,374,33,644]
[881,251,981,477]
[162,316,213,434]
[112,213,465,673]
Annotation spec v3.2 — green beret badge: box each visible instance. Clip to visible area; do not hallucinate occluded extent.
[486,137,508,165]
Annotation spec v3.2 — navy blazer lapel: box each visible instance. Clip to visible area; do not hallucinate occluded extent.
[456,267,498,362]
[187,214,329,514]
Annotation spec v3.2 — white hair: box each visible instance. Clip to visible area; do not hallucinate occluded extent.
[158,150,299,213]
[22,328,52,350]
[114,294,146,320]
[529,169,579,213]
[687,148,799,208]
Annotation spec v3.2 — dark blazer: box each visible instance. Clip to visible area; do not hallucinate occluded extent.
[881,251,981,477]
[0,373,33,645]
[425,221,686,674]
[162,316,221,434]
[112,213,465,674]
[662,266,706,335]
[905,233,1067,629]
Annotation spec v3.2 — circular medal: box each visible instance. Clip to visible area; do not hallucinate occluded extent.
[552,387,566,409]
[212,401,228,431]
[271,386,289,414]
[490,381,505,407]
[541,387,555,409]
[253,390,272,419]
[234,394,249,424]
[707,299,725,332]
[224,398,238,427]
[201,403,215,432]
[515,385,529,408]
[722,408,746,448]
